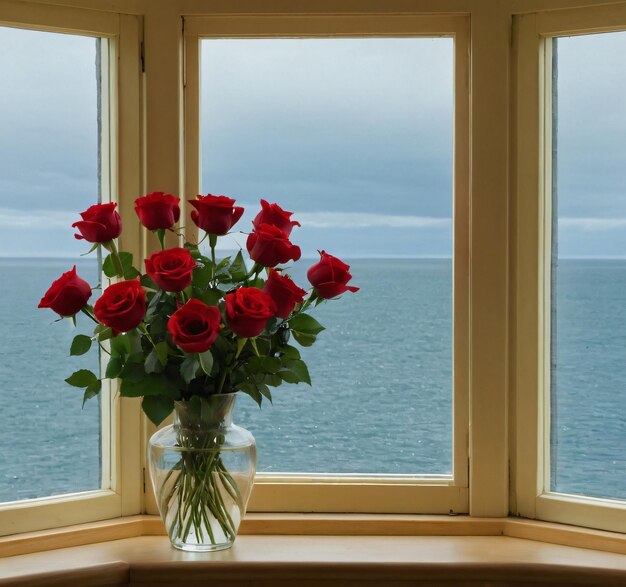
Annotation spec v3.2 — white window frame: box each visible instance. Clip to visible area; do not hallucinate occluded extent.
[513,2,626,534]
[0,0,143,535]
[182,13,471,514]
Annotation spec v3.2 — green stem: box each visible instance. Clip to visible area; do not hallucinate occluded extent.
[209,233,217,285]
[139,323,157,349]
[215,369,228,395]
[81,307,99,324]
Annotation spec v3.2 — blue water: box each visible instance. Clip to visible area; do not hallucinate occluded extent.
[0,258,623,503]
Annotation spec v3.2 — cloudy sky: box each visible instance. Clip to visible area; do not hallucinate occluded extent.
[0,28,625,258]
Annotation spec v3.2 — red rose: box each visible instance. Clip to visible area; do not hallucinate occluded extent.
[134,192,180,230]
[263,269,306,319]
[94,279,146,334]
[38,266,92,317]
[252,199,300,236]
[307,251,359,299]
[145,247,196,292]
[167,298,221,354]
[225,287,276,338]
[72,202,122,243]
[189,194,244,235]
[246,223,301,268]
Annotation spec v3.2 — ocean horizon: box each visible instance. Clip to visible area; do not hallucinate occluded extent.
[0,257,623,503]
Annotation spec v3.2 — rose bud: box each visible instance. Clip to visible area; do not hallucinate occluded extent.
[167,298,221,354]
[226,287,276,338]
[134,192,180,230]
[263,269,306,319]
[307,251,359,299]
[189,194,244,235]
[94,279,146,334]
[72,202,122,243]
[252,199,300,236]
[38,266,92,317]
[145,247,196,292]
[246,223,301,268]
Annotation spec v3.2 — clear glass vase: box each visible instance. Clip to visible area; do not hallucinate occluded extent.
[148,393,256,552]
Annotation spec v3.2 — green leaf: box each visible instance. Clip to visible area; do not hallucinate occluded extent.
[155,341,169,365]
[263,373,283,387]
[140,274,159,290]
[198,350,214,375]
[245,356,281,374]
[279,345,301,360]
[65,369,98,388]
[142,396,174,426]
[238,382,263,406]
[70,334,92,356]
[289,313,325,335]
[192,264,213,290]
[292,330,316,347]
[229,250,247,281]
[118,361,146,381]
[123,266,140,280]
[192,288,222,306]
[94,323,109,334]
[119,375,176,398]
[181,356,200,384]
[258,384,272,403]
[105,357,123,379]
[110,334,131,358]
[280,359,311,385]
[98,327,114,342]
[279,370,300,384]
[103,252,138,279]
[102,254,117,278]
[288,359,311,385]
[82,380,101,407]
[145,348,165,374]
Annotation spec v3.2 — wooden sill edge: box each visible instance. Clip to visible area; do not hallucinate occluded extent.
[0,514,624,559]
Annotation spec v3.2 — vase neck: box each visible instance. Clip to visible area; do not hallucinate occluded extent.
[174,394,236,430]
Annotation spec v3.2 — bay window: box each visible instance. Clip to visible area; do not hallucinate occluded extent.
[0,0,623,543]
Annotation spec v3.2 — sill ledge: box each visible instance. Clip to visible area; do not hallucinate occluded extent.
[0,516,625,586]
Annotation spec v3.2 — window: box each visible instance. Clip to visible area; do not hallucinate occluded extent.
[0,3,142,535]
[200,37,454,476]
[514,4,626,533]
[184,14,470,513]
[550,31,626,502]
[0,26,102,502]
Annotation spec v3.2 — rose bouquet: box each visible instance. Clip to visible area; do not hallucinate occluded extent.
[39,192,357,550]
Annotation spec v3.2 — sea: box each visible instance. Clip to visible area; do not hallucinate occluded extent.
[0,257,623,503]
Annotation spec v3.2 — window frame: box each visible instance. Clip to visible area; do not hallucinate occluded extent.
[182,13,471,514]
[0,0,144,535]
[512,3,626,534]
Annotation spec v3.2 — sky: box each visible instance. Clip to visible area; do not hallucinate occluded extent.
[0,28,626,258]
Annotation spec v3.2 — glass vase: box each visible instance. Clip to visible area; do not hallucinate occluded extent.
[148,393,256,552]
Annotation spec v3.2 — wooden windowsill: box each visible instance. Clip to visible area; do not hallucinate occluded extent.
[0,515,625,585]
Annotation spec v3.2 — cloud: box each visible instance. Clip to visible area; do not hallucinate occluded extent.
[295,211,451,229]
[0,208,75,229]
[559,217,626,231]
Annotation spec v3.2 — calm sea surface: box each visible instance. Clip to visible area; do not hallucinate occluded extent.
[0,258,623,502]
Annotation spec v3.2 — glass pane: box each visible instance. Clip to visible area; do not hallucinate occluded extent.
[551,32,626,500]
[201,38,454,474]
[0,27,102,501]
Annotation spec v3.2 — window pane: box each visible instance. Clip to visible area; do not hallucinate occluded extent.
[551,32,626,500]
[0,27,102,501]
[201,38,454,474]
